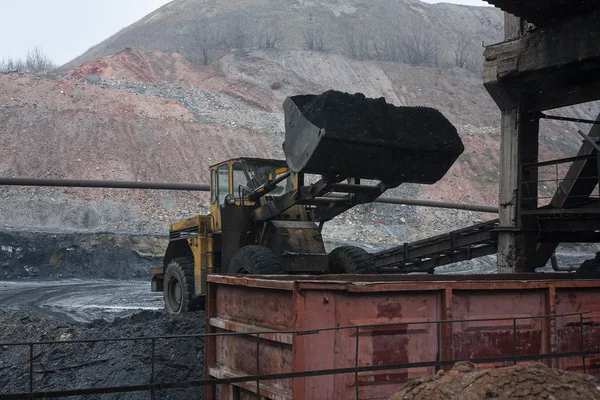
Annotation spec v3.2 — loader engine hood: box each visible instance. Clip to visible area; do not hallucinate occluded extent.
[283,90,464,186]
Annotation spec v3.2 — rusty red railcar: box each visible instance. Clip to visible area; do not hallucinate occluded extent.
[204,274,600,399]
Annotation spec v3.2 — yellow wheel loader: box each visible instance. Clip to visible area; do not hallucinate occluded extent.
[150,90,464,314]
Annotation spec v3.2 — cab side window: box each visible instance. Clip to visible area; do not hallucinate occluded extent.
[232,162,248,198]
[217,164,230,207]
[211,169,216,204]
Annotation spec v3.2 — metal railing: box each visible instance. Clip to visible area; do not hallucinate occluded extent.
[522,153,600,207]
[0,311,597,400]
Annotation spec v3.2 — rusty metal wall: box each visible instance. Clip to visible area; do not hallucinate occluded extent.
[205,283,295,399]
[205,275,600,400]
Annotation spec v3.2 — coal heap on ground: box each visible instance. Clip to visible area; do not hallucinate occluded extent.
[391,361,600,400]
[575,252,600,278]
[294,90,464,153]
[0,310,205,400]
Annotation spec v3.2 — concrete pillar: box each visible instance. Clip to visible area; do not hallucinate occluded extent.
[497,110,539,273]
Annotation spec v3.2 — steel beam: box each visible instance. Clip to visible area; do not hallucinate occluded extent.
[370,196,498,213]
[0,177,499,214]
[534,113,600,267]
[374,220,499,269]
[395,245,498,272]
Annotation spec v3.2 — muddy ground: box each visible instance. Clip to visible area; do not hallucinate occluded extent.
[0,309,205,400]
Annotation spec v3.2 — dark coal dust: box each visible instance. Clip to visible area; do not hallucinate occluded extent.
[0,281,206,399]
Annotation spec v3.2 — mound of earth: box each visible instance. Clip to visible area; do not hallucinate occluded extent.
[0,310,205,399]
[391,361,600,400]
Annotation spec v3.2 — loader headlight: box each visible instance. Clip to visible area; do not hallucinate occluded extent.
[225,194,236,206]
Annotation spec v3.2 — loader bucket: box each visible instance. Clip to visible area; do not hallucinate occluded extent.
[283,90,464,185]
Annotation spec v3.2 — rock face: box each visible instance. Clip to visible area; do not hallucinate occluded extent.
[59,0,504,73]
[0,231,166,280]
[391,361,600,400]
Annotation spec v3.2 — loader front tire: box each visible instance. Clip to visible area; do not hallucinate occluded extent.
[164,256,198,314]
[329,246,376,274]
[228,245,283,275]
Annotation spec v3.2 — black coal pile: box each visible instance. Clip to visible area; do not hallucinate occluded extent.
[284,90,464,185]
[292,90,463,151]
[575,252,600,278]
[0,310,205,399]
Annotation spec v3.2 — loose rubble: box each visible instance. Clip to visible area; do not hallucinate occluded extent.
[391,361,600,400]
[87,77,284,137]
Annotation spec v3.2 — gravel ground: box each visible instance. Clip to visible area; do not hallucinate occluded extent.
[0,310,205,400]
[92,77,284,138]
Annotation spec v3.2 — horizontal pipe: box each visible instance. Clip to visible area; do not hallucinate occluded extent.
[540,114,600,125]
[0,178,499,213]
[372,196,499,213]
[522,153,597,169]
[313,194,498,213]
[0,178,210,192]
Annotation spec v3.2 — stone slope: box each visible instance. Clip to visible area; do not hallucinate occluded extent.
[60,0,504,73]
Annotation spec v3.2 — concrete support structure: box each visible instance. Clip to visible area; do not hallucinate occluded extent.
[497,110,539,272]
[484,6,600,272]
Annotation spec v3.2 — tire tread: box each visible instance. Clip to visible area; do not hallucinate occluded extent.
[164,255,198,313]
[329,246,376,274]
[228,245,283,274]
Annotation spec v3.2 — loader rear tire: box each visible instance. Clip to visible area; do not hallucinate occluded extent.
[329,246,376,274]
[228,245,283,275]
[164,256,199,314]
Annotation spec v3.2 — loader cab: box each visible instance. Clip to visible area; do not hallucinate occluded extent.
[209,158,291,232]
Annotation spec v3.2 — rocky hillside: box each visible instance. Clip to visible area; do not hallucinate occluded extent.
[61,0,504,73]
[1,0,599,270]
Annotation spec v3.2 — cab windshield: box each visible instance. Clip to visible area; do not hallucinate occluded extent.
[233,160,291,198]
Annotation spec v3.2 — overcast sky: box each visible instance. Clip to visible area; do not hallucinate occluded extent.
[1,0,493,66]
